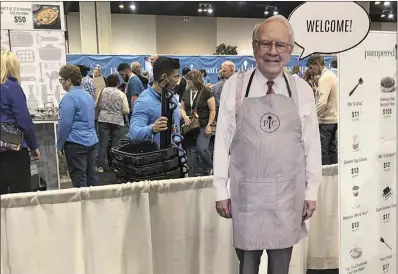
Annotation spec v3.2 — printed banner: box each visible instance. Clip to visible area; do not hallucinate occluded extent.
[339,32,396,274]
[0,1,65,31]
[66,54,334,84]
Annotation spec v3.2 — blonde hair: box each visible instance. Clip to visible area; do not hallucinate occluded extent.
[1,50,21,84]
[186,70,205,90]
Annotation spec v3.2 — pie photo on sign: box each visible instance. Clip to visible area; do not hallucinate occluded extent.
[35,8,58,25]
[32,5,61,30]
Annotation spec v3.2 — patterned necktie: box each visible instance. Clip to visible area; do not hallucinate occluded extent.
[266,80,275,95]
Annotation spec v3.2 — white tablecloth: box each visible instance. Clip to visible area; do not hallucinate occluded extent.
[1,165,338,274]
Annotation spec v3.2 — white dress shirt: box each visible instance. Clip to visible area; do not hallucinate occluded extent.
[213,68,322,202]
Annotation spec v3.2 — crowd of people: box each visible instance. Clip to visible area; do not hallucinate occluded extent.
[0,49,337,192]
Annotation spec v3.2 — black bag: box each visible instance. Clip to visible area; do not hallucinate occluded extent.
[0,122,24,152]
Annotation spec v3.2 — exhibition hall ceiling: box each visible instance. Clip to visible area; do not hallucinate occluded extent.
[65,1,397,23]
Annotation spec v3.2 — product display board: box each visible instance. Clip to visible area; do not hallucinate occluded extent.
[9,30,67,108]
[67,54,334,84]
[0,1,65,31]
[339,31,396,274]
[1,29,10,50]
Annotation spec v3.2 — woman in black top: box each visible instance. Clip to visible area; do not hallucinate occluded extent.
[180,70,216,177]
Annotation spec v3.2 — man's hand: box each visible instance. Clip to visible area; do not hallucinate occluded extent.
[32,148,41,160]
[204,124,212,135]
[303,200,316,220]
[215,199,232,219]
[152,116,168,133]
[183,116,191,125]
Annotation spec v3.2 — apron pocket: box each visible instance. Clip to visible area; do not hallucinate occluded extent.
[276,179,296,211]
[237,178,277,211]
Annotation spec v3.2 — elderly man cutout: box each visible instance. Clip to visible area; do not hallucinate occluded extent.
[213,15,322,274]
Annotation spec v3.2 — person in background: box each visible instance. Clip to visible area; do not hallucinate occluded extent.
[129,57,181,144]
[175,67,191,102]
[303,68,319,99]
[96,74,130,173]
[180,70,216,177]
[307,54,338,165]
[92,65,107,97]
[213,16,321,274]
[0,49,40,194]
[78,65,96,100]
[92,65,107,84]
[212,61,235,115]
[57,65,99,188]
[200,69,211,85]
[117,63,145,117]
[131,62,149,88]
[291,65,301,76]
[148,55,159,85]
[331,58,337,75]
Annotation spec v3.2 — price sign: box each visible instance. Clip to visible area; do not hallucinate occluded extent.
[0,2,64,31]
[352,221,359,230]
[351,110,360,120]
[383,213,390,222]
[351,167,359,177]
[14,15,27,24]
[383,263,389,272]
[384,162,391,170]
[383,108,393,116]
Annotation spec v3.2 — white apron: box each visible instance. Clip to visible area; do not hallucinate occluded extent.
[230,70,308,250]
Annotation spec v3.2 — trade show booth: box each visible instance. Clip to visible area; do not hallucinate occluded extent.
[0,2,396,273]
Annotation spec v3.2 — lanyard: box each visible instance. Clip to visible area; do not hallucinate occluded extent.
[190,90,198,108]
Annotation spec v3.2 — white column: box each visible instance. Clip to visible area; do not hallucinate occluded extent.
[96,2,112,54]
[79,2,98,53]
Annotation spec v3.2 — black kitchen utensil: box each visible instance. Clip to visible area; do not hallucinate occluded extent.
[349,78,364,96]
[383,186,392,199]
[380,237,392,250]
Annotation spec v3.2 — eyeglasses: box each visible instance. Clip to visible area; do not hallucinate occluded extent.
[255,40,291,53]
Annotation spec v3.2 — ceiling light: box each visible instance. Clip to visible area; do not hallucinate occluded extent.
[130,3,136,10]
[264,10,269,15]
[381,14,386,17]
[119,3,124,8]
[208,8,213,14]
[388,13,394,18]
[273,10,279,15]
[384,1,390,6]
[198,8,202,12]
[375,1,380,4]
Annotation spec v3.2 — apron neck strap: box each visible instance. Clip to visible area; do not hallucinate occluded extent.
[245,70,292,98]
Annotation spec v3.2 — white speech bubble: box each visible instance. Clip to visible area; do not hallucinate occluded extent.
[289,2,371,60]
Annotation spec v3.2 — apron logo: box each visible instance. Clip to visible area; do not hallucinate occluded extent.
[260,113,280,133]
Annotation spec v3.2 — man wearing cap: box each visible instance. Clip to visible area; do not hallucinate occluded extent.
[213,15,322,274]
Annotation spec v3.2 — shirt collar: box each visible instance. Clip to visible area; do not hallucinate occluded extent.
[254,68,285,90]
[148,86,161,100]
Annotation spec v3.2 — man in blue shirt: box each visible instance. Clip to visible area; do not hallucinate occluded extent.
[117,63,145,117]
[57,65,99,188]
[129,57,181,145]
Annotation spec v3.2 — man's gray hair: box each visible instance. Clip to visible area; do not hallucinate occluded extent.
[222,61,235,70]
[252,15,295,45]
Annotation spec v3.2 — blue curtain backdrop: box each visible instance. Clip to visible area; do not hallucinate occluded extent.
[67,54,334,84]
